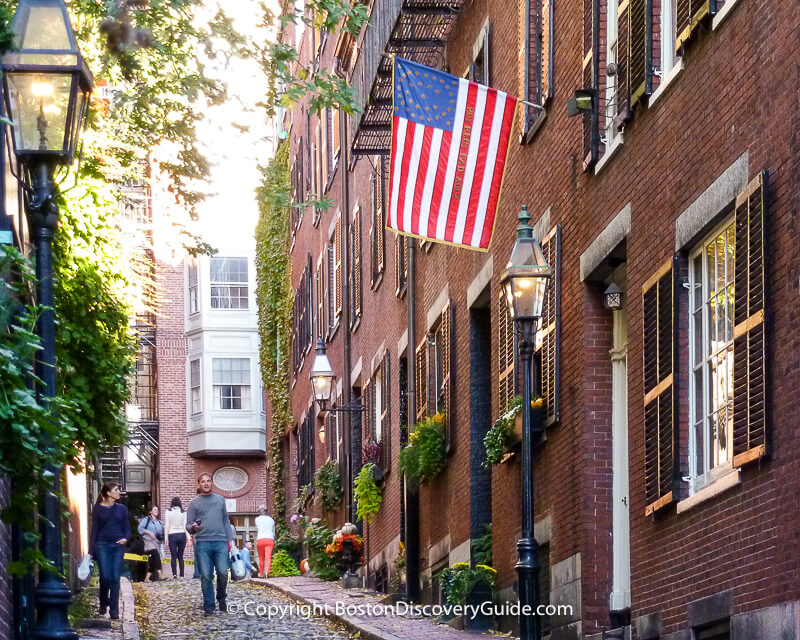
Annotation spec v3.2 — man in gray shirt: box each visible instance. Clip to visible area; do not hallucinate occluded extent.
[186,472,235,615]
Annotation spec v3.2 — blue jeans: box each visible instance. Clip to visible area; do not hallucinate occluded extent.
[194,541,229,612]
[95,542,125,615]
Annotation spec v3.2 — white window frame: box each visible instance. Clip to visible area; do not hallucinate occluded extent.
[688,216,736,494]
[660,0,677,78]
[374,366,384,443]
[212,358,251,411]
[190,358,201,415]
[210,257,249,310]
[188,261,199,315]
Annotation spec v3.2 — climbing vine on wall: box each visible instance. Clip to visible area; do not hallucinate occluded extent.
[255,142,293,541]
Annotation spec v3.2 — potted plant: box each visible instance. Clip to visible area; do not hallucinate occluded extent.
[441,562,498,632]
[398,413,446,489]
[354,463,383,522]
[314,460,342,511]
[362,440,384,484]
[484,395,544,466]
[324,523,363,577]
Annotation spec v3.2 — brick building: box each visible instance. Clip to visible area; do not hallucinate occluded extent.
[150,146,269,552]
[277,0,800,638]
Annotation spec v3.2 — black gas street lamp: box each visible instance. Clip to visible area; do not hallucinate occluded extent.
[500,205,551,640]
[2,1,92,638]
[310,338,367,415]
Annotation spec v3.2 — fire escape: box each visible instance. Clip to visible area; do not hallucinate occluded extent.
[97,180,159,495]
[348,0,469,155]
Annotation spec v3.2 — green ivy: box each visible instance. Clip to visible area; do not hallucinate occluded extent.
[354,463,382,524]
[440,562,497,606]
[398,414,447,490]
[314,460,342,512]
[270,549,301,577]
[255,142,293,542]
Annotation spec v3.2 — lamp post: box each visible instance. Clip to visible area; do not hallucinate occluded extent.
[2,1,92,638]
[500,206,551,640]
[310,338,368,415]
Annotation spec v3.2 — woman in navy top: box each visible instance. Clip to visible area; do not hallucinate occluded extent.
[89,483,130,619]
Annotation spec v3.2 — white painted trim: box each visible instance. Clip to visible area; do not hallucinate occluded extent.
[649,57,684,108]
[350,356,362,386]
[449,538,471,565]
[467,256,494,308]
[713,0,742,30]
[595,132,624,175]
[370,341,387,376]
[677,468,741,514]
[397,329,408,359]
[426,285,450,331]
[534,515,552,544]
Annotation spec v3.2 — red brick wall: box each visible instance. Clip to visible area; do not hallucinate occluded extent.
[282,0,800,635]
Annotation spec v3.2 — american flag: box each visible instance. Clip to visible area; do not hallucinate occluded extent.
[388,57,517,250]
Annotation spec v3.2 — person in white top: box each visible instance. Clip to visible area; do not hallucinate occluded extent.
[165,497,188,578]
[254,506,275,578]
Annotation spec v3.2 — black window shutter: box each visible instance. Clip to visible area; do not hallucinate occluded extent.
[629,0,653,108]
[676,0,712,52]
[616,0,631,122]
[582,0,599,168]
[382,351,391,474]
[642,258,677,516]
[415,338,428,422]
[441,302,455,452]
[498,291,516,416]
[536,225,561,426]
[732,171,768,467]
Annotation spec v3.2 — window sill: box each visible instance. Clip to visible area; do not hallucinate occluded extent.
[371,271,384,292]
[594,133,624,175]
[713,0,742,30]
[676,468,741,514]
[648,58,684,108]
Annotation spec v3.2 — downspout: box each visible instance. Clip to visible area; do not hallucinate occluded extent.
[404,237,420,601]
[339,109,355,524]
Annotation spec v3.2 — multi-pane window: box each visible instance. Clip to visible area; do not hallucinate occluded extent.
[212,358,251,410]
[210,257,249,309]
[190,359,201,414]
[689,218,736,489]
[469,25,490,85]
[188,260,199,314]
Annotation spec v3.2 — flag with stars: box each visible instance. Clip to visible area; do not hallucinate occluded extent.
[388,57,517,250]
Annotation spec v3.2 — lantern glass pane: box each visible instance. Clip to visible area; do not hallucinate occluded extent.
[6,72,72,152]
[20,6,72,50]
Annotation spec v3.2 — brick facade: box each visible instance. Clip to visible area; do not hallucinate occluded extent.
[279,0,800,637]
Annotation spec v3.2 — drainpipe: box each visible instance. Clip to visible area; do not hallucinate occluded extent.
[339,109,355,525]
[404,237,420,601]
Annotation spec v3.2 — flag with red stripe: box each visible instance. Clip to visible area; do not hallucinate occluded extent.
[388,57,517,250]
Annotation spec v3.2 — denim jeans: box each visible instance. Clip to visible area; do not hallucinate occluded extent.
[194,541,229,612]
[95,541,125,615]
[168,533,187,577]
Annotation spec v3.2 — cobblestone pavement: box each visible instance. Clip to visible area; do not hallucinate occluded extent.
[135,577,355,640]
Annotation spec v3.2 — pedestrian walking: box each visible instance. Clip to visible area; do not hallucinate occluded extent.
[165,497,187,578]
[241,541,256,578]
[254,506,275,578]
[89,482,130,619]
[186,472,235,615]
[138,505,166,582]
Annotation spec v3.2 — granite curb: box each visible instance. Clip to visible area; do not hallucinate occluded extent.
[119,578,140,640]
[254,577,404,640]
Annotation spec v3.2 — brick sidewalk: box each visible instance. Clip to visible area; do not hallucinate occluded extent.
[253,576,500,640]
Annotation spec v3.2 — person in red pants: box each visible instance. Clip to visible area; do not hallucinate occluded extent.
[254,506,275,578]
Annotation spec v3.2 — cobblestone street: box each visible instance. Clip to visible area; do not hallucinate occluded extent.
[134,579,354,640]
